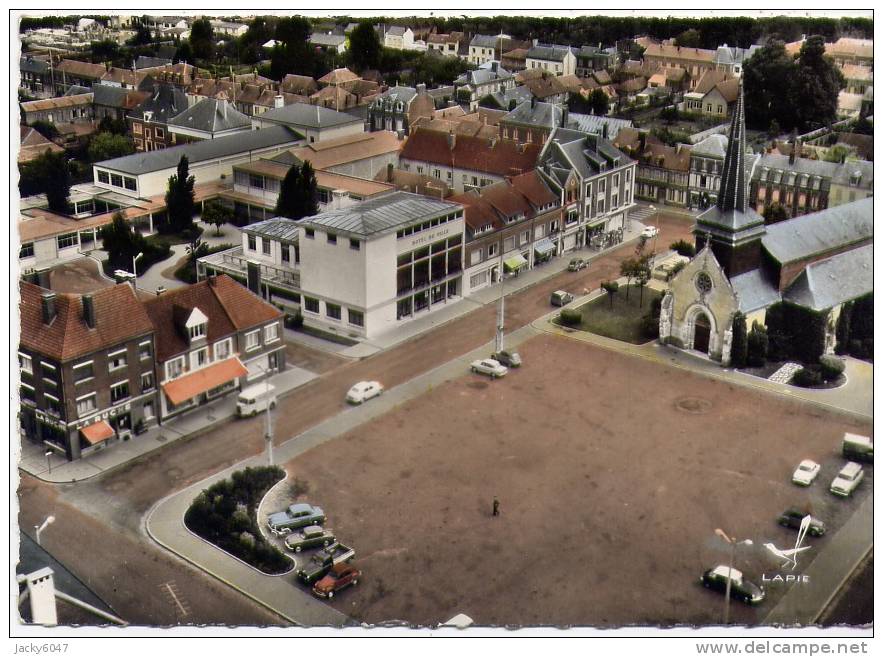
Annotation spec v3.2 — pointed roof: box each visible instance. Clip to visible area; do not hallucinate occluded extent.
[166,97,251,134]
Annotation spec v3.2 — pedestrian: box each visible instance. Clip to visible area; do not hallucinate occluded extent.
[492,496,500,517]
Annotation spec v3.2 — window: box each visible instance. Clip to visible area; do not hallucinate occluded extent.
[488,243,498,257]
[124,176,137,191]
[196,348,208,367]
[76,393,96,416]
[613,174,619,187]
[245,330,260,350]
[327,233,337,245]
[155,127,164,139]
[189,323,206,340]
[248,235,257,251]
[521,230,530,245]
[111,174,123,188]
[261,238,271,255]
[599,179,606,194]
[141,372,154,392]
[249,174,264,189]
[264,323,279,343]
[304,297,319,313]
[20,383,36,404]
[326,303,342,320]
[139,341,152,361]
[97,170,110,184]
[133,123,142,135]
[348,309,364,327]
[167,357,185,379]
[349,238,360,251]
[19,353,33,374]
[597,199,605,214]
[281,245,290,262]
[143,402,155,420]
[110,381,130,404]
[108,349,127,371]
[214,338,232,360]
[470,270,488,288]
[57,233,78,250]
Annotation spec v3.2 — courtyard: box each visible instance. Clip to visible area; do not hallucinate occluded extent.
[280,332,872,627]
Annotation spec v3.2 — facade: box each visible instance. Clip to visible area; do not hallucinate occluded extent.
[20,93,94,125]
[713,44,760,77]
[453,63,516,110]
[575,45,616,77]
[468,34,509,66]
[614,129,692,207]
[642,43,716,90]
[144,275,285,421]
[18,282,157,461]
[499,99,564,146]
[426,32,463,56]
[52,59,107,95]
[525,44,577,77]
[367,85,435,135]
[384,26,415,50]
[20,56,55,98]
[273,130,402,179]
[536,127,637,252]
[128,84,189,151]
[309,32,348,54]
[683,71,739,118]
[251,102,365,143]
[688,133,728,209]
[91,85,150,123]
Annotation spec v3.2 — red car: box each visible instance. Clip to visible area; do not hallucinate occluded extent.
[312,562,361,598]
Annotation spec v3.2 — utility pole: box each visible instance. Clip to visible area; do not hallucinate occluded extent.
[495,251,505,353]
[264,366,274,466]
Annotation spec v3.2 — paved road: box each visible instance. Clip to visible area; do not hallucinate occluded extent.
[18,214,696,625]
[818,551,873,626]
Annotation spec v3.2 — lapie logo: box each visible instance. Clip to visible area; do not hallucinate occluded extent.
[761,514,813,583]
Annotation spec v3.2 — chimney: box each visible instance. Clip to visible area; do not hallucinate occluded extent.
[274,94,284,109]
[447,130,456,151]
[82,294,96,328]
[41,292,57,325]
[246,260,262,296]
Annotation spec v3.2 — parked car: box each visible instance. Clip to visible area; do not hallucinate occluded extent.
[312,562,362,599]
[297,543,356,585]
[470,358,508,379]
[568,258,586,272]
[346,381,384,404]
[550,290,574,306]
[284,525,336,553]
[641,226,659,239]
[830,461,864,497]
[700,565,765,605]
[236,383,277,417]
[267,503,325,535]
[791,459,821,486]
[491,350,522,368]
[777,508,826,537]
[842,433,873,463]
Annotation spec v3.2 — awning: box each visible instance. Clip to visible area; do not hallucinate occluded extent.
[81,420,115,445]
[534,238,556,256]
[503,254,528,272]
[162,358,248,406]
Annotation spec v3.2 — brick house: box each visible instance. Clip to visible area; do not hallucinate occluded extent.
[128,83,189,151]
[52,59,107,95]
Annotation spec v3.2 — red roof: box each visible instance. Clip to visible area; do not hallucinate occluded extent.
[509,170,558,208]
[143,275,282,362]
[81,420,115,445]
[400,129,541,178]
[19,281,154,362]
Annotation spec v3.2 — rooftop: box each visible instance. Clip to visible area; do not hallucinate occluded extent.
[167,97,251,134]
[256,102,363,129]
[782,243,873,311]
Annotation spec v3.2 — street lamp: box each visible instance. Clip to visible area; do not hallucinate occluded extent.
[35,515,55,546]
[715,528,753,625]
[132,252,143,290]
[648,204,660,264]
[495,249,505,354]
[45,449,53,475]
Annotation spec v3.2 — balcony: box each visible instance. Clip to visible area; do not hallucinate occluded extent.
[198,246,301,290]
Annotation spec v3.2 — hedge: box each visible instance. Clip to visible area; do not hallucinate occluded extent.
[818,355,845,381]
[560,308,582,326]
[765,302,828,364]
[670,239,696,258]
[730,312,748,368]
[792,367,821,388]
[746,321,768,367]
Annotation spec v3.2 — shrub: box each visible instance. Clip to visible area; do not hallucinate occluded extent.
[835,302,853,355]
[670,239,696,257]
[746,321,769,367]
[284,312,303,329]
[791,367,822,388]
[641,312,659,339]
[666,260,687,281]
[730,312,748,368]
[560,308,582,326]
[818,355,845,381]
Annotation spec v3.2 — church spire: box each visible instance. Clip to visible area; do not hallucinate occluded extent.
[716,81,747,213]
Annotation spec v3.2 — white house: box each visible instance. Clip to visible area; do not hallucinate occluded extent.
[525,44,577,77]
[384,26,414,50]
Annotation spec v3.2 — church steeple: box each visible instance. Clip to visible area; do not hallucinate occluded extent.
[694,79,766,279]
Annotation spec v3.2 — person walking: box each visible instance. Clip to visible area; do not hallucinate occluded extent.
[492,496,500,517]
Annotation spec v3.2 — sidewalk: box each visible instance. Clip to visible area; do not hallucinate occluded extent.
[18,365,318,484]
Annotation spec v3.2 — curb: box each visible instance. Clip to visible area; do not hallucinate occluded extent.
[811,544,873,625]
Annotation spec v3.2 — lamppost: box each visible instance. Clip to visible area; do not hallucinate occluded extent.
[132,251,143,290]
[254,362,274,466]
[648,204,660,264]
[715,528,753,625]
[35,515,55,546]
[45,449,53,475]
[495,250,505,354]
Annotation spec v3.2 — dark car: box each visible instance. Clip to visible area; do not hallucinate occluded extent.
[312,562,362,599]
[491,350,522,368]
[567,258,586,272]
[296,543,355,585]
[284,525,336,552]
[550,290,574,306]
[777,508,826,537]
[700,565,765,605]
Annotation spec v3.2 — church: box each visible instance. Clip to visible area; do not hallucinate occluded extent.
[659,83,873,366]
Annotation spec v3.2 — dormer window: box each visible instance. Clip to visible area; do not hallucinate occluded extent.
[189,323,206,339]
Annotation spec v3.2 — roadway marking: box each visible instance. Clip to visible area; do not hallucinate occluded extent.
[161,581,190,618]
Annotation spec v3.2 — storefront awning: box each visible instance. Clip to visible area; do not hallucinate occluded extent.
[503,254,528,272]
[81,420,115,445]
[534,238,556,256]
[162,358,248,406]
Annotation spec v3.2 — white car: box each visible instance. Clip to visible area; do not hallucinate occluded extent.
[830,461,864,497]
[791,459,821,486]
[470,358,508,379]
[346,381,384,404]
[641,226,659,239]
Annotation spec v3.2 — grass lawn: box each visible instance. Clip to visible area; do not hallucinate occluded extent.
[574,284,662,343]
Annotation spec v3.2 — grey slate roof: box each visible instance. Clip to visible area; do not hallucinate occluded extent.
[91,84,135,107]
[301,191,461,238]
[135,55,173,69]
[782,243,873,311]
[502,100,562,129]
[129,84,188,123]
[540,127,633,185]
[377,85,418,104]
[386,26,408,37]
[566,112,632,140]
[831,159,873,190]
[167,98,251,133]
[691,134,728,159]
[491,86,533,109]
[730,269,781,313]
[243,218,301,243]
[64,84,92,96]
[310,33,347,47]
[455,66,513,87]
[762,197,873,264]
[96,125,299,175]
[471,34,502,49]
[527,44,575,62]
[20,57,50,75]
[257,102,362,129]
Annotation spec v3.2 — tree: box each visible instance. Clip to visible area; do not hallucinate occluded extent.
[275,164,302,220]
[98,115,128,136]
[588,89,609,116]
[620,258,638,299]
[823,144,852,163]
[634,256,652,307]
[601,280,619,308]
[792,36,846,131]
[746,321,769,367]
[89,39,120,64]
[767,118,781,139]
[128,21,152,46]
[348,21,382,72]
[851,116,873,135]
[834,301,853,355]
[174,39,194,65]
[20,149,71,213]
[189,18,214,61]
[730,312,748,368]
[29,120,59,141]
[675,29,702,48]
[100,212,141,272]
[743,40,798,131]
[762,202,790,225]
[271,16,314,79]
[88,131,135,162]
[201,201,234,236]
[238,16,275,64]
[165,155,195,233]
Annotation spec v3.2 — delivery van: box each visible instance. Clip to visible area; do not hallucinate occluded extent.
[236,383,277,418]
[842,433,873,463]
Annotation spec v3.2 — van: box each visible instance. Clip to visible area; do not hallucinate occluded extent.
[550,290,574,307]
[842,433,873,463]
[236,383,277,418]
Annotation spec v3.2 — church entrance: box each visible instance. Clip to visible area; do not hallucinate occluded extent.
[693,313,711,354]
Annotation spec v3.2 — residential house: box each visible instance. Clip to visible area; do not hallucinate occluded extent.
[134,56,173,70]
[280,74,319,97]
[521,74,569,105]
[18,281,158,461]
[687,133,728,209]
[565,113,632,141]
[841,64,873,95]
[499,99,564,146]
[453,62,516,110]
[91,85,150,123]
[837,90,868,120]
[210,20,248,38]
[426,32,464,57]
[309,32,348,55]
[167,97,252,143]
[251,101,364,143]
[525,44,577,77]
[713,44,760,77]
[98,67,155,91]
[501,48,529,73]
[682,70,739,118]
[18,125,64,164]
[53,59,107,95]
[269,130,402,180]
[536,126,637,251]
[642,43,716,90]
[825,37,873,69]
[20,93,94,126]
[368,84,435,135]
[20,56,55,98]
[576,45,616,77]
[384,25,415,50]
[468,34,510,66]
[128,84,189,151]
[613,128,692,207]
[144,275,285,421]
